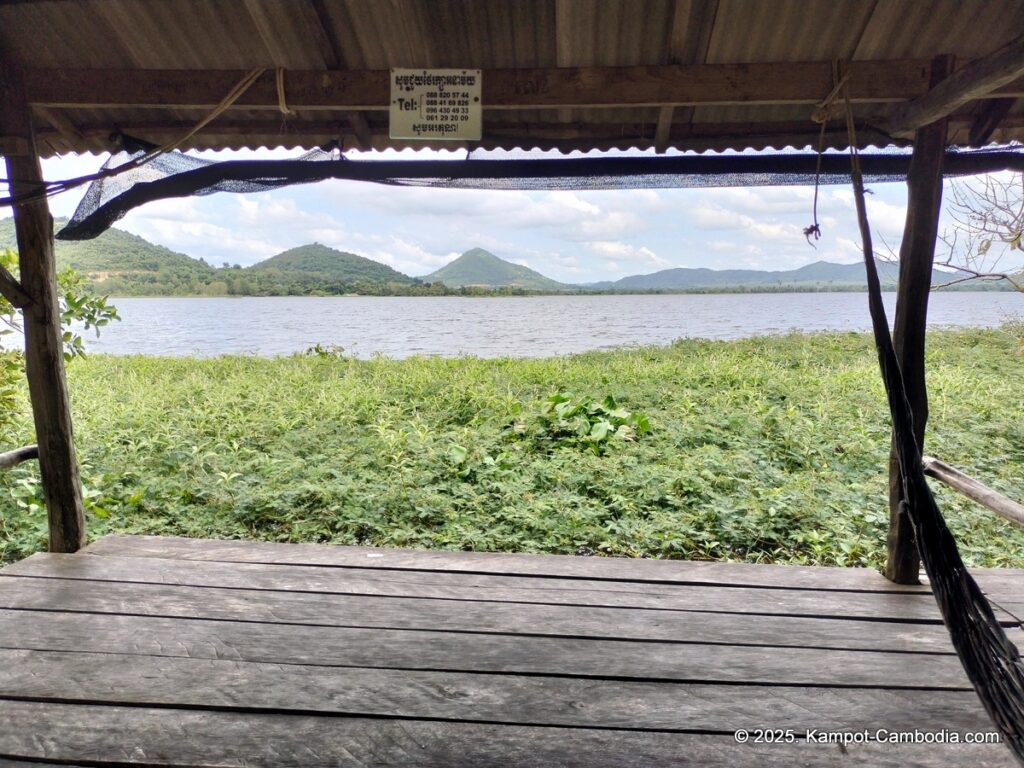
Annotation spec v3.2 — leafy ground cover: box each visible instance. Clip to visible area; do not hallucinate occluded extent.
[1,328,1022,569]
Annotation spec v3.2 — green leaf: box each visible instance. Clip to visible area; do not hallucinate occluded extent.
[589,420,611,441]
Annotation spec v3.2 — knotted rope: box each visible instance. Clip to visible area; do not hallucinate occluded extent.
[804,61,853,246]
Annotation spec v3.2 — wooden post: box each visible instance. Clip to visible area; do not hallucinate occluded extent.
[1,57,86,553]
[884,56,953,584]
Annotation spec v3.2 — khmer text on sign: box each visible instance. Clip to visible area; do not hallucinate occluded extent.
[390,69,482,141]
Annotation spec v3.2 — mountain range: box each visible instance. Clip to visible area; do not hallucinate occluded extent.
[588,259,919,291]
[0,217,1009,296]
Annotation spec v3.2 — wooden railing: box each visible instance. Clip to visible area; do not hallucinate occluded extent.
[922,456,1024,528]
[0,445,38,469]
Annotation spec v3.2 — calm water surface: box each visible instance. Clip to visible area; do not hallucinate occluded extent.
[67,292,1024,358]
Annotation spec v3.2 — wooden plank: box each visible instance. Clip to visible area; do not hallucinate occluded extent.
[923,456,1024,527]
[654,0,719,153]
[930,569,1024,604]
[0,648,999,733]
[969,98,1018,146]
[884,31,1024,138]
[30,105,83,146]
[20,60,948,111]
[885,55,953,585]
[0,576,968,654]
[1,701,1014,768]
[82,535,932,592]
[2,553,967,622]
[990,603,1024,624]
[0,610,973,689]
[0,58,85,554]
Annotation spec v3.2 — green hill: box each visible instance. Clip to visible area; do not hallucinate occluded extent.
[423,248,569,290]
[1,216,216,294]
[249,243,414,285]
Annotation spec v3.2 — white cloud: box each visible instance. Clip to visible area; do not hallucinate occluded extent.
[701,187,815,215]
[689,204,806,244]
[588,241,670,269]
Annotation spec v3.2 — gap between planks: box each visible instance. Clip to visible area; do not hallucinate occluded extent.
[1,553,974,624]
[82,534,935,593]
[0,648,1001,732]
[0,609,977,689]
[0,575,990,654]
[1,701,1016,768]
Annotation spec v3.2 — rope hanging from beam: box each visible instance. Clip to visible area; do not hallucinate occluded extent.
[0,67,268,208]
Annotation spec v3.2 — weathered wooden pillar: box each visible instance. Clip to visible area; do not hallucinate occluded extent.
[1,57,86,553]
[885,57,952,584]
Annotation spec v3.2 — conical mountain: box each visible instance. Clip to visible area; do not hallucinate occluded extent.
[250,243,414,283]
[423,248,568,289]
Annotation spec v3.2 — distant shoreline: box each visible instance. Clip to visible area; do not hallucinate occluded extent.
[97,286,1011,299]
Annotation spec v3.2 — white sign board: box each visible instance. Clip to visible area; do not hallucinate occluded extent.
[390,69,482,141]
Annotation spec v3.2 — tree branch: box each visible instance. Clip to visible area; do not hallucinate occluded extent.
[933,260,1024,291]
[0,263,32,308]
[0,445,39,469]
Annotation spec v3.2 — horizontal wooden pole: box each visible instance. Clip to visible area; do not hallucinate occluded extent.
[922,456,1024,528]
[33,117,900,155]
[885,32,1024,138]
[0,445,39,469]
[21,60,1001,111]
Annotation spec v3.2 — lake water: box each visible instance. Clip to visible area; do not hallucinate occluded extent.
[59,292,1024,358]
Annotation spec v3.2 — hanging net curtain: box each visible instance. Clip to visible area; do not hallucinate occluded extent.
[56,140,1024,240]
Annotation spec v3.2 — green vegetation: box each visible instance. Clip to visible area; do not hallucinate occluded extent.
[0,247,119,439]
[3,219,1014,295]
[2,328,1022,569]
[0,218,218,296]
[422,247,572,290]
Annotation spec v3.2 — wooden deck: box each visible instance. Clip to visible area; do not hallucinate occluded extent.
[1,535,1023,766]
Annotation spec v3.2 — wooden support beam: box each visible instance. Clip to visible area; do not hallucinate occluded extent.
[923,456,1024,528]
[885,56,954,586]
[24,60,990,112]
[0,263,32,309]
[0,136,30,155]
[553,0,574,124]
[0,444,39,469]
[884,31,1024,138]
[968,98,1017,146]
[0,57,86,554]
[31,105,84,148]
[654,0,690,153]
[28,116,909,156]
[307,0,343,69]
[654,0,718,153]
[346,112,373,151]
[305,0,373,150]
[242,0,293,66]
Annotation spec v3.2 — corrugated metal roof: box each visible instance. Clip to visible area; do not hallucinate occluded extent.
[0,0,1021,157]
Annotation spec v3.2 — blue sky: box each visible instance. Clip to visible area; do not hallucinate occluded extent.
[1,147,1014,283]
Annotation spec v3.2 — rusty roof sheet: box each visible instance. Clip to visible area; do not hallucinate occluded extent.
[1,0,1022,157]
